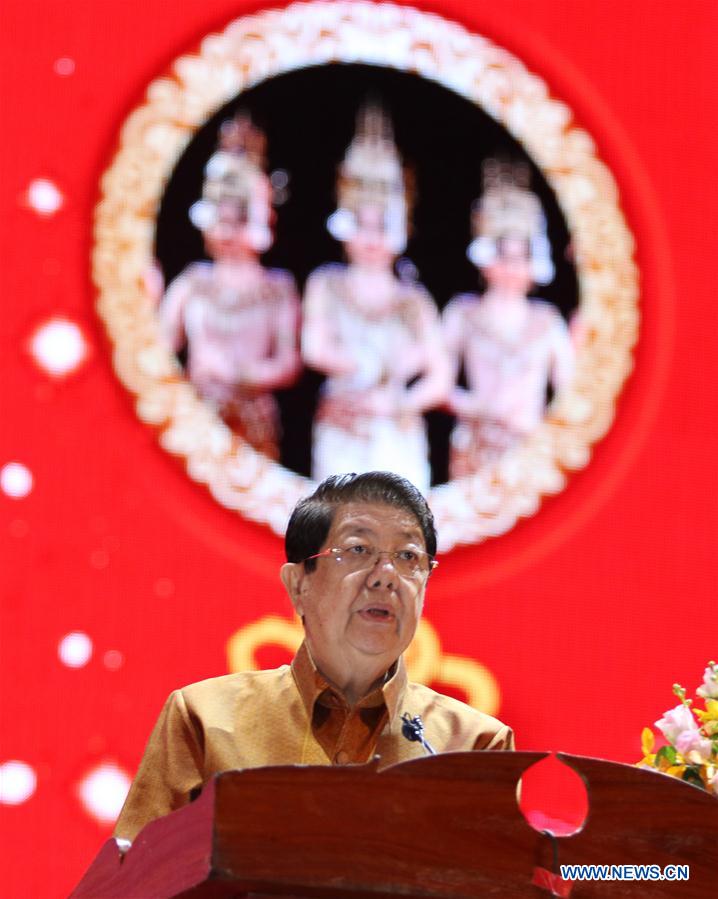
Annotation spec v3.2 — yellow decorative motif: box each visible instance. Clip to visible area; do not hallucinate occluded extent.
[227,615,304,673]
[227,615,500,716]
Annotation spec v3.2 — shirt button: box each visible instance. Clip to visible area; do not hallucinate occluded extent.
[334,750,350,765]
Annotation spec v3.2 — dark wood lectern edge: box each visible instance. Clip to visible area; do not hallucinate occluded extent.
[204,749,550,783]
[71,779,219,898]
[557,752,718,813]
[73,752,718,898]
[210,752,552,897]
[379,748,550,776]
[72,752,549,898]
[555,752,718,836]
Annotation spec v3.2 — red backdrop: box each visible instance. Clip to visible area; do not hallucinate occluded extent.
[1,1,717,896]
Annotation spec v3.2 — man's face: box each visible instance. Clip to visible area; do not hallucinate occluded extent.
[283,501,429,681]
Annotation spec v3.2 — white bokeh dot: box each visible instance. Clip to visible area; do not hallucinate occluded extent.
[58,631,93,668]
[26,179,64,216]
[1,462,33,499]
[0,761,37,805]
[30,318,87,377]
[77,763,131,824]
[54,57,75,76]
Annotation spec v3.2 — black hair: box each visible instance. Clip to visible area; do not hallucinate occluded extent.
[285,471,437,571]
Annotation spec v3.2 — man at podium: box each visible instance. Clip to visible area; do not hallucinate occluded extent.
[114,472,514,842]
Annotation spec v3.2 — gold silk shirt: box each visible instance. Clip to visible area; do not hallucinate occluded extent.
[114,642,514,841]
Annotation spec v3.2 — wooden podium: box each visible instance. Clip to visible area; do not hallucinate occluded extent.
[71,752,717,898]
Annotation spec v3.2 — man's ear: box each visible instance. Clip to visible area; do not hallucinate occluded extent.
[280,562,305,615]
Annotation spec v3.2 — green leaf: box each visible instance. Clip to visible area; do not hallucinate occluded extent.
[682,767,705,790]
[655,745,677,766]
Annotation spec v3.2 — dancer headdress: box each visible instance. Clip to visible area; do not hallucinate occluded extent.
[467,159,554,285]
[327,103,409,253]
[189,112,272,252]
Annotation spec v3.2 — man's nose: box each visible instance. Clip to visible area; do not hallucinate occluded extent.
[365,553,397,589]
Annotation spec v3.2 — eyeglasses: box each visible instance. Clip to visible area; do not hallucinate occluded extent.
[304,544,438,579]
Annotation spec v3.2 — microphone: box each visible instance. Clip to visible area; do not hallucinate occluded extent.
[401,712,436,755]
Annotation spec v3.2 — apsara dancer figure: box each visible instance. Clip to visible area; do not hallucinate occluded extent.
[442,160,574,477]
[159,113,300,458]
[301,105,450,494]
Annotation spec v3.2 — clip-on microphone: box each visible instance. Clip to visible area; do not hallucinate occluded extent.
[401,712,436,755]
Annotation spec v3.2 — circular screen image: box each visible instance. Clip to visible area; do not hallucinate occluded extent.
[155,63,579,487]
[94,1,637,550]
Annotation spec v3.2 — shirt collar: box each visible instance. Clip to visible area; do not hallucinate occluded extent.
[291,640,407,723]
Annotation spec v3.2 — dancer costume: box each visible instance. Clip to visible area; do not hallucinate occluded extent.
[159,114,299,458]
[443,161,574,476]
[303,106,444,494]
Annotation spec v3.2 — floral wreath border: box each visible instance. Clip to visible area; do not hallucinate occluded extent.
[93,0,639,551]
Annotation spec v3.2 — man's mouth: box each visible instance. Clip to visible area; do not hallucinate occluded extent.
[358,606,395,623]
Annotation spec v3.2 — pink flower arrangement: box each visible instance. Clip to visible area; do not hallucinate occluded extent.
[638,661,718,795]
